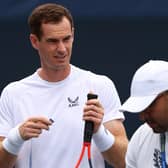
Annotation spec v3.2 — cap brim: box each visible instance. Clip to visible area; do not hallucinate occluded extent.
[119,95,158,113]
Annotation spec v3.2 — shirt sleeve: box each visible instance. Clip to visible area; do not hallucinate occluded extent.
[0,86,14,137]
[126,124,148,168]
[126,133,138,168]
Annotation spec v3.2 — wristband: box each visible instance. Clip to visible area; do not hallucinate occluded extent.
[92,124,115,152]
[2,125,25,155]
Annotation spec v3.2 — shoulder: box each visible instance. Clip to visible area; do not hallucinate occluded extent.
[72,65,115,87]
[126,123,154,167]
[129,123,154,146]
[1,72,36,96]
[131,123,153,138]
[72,65,123,119]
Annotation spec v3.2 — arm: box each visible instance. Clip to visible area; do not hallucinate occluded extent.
[102,119,128,168]
[0,137,17,168]
[83,98,128,168]
[0,117,53,168]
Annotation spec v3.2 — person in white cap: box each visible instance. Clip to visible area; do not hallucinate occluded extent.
[120,60,168,168]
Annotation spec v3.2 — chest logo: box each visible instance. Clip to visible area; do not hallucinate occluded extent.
[68,96,79,107]
[153,148,163,168]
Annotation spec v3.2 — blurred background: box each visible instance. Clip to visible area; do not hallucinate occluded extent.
[1,0,168,167]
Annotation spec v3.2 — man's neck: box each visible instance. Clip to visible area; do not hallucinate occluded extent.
[37,65,71,82]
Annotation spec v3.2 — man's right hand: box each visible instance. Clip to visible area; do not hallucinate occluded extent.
[19,117,53,140]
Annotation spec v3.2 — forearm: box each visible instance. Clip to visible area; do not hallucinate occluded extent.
[93,120,128,168]
[102,135,128,168]
[0,139,17,168]
[0,125,24,168]
[0,117,52,168]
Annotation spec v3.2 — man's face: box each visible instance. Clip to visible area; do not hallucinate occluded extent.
[139,92,168,133]
[30,17,74,71]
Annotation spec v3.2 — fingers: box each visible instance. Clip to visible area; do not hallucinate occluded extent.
[84,99,104,118]
[83,99,104,133]
[28,117,53,126]
[19,117,54,140]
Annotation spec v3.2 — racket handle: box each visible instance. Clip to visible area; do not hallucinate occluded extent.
[84,93,98,143]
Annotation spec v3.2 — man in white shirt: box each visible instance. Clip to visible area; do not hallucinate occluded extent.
[0,3,128,168]
[120,60,168,168]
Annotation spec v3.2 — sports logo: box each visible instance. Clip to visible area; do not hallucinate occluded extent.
[153,148,162,168]
[67,96,79,107]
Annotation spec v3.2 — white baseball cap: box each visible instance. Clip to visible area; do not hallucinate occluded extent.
[119,60,168,113]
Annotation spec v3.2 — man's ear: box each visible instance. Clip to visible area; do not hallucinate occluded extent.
[29,34,39,50]
[163,91,168,100]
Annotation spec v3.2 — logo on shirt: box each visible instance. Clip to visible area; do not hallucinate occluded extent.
[153,149,162,168]
[68,96,79,107]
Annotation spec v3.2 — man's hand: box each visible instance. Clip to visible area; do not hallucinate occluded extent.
[19,117,53,140]
[83,98,104,133]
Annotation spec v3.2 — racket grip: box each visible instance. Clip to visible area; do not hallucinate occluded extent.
[84,93,98,143]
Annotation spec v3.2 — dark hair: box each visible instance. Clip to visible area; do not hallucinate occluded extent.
[28,3,74,40]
